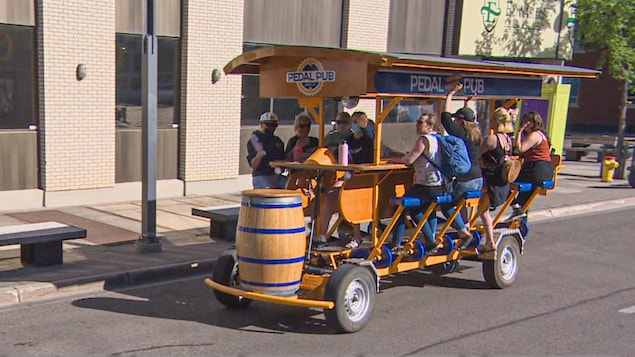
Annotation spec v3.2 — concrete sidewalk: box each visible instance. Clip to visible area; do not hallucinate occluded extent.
[1,159,634,307]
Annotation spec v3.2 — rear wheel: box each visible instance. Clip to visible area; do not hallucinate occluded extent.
[324,264,375,333]
[212,254,252,308]
[482,235,520,289]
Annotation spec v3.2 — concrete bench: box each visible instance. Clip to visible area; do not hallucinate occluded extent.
[564,135,635,161]
[0,221,87,266]
[191,204,240,241]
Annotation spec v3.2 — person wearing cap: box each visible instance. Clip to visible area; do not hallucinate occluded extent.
[284,113,319,162]
[247,112,286,189]
[439,83,484,249]
[476,107,515,252]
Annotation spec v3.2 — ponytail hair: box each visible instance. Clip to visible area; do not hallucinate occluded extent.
[463,121,482,146]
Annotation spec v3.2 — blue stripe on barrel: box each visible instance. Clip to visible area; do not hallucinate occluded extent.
[241,201,303,209]
[237,226,306,234]
[237,255,305,264]
[239,278,302,288]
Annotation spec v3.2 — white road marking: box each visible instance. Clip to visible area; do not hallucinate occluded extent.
[618,305,635,314]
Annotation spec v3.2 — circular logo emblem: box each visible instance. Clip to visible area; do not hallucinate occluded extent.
[286,57,336,96]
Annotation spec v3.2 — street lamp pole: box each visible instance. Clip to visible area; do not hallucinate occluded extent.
[137,0,162,253]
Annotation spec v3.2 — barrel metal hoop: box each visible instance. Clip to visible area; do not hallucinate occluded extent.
[241,201,303,209]
[237,255,305,265]
[240,279,302,288]
[237,226,306,234]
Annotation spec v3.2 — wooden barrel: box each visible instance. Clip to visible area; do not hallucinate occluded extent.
[236,189,306,296]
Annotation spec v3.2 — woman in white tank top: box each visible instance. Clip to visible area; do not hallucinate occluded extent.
[388,113,446,251]
[412,132,443,186]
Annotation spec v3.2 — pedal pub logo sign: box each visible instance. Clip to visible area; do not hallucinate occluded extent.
[481,0,501,33]
[286,57,336,96]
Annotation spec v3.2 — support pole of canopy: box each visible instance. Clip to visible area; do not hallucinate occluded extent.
[298,97,325,146]
[374,96,402,164]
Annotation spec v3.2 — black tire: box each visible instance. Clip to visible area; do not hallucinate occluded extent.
[482,235,520,289]
[212,254,252,309]
[324,264,375,333]
[447,260,459,273]
[427,260,458,275]
[628,168,635,188]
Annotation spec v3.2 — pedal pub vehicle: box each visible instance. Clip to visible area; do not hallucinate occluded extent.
[204,45,599,333]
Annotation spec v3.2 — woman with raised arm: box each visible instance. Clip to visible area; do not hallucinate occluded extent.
[439,83,483,249]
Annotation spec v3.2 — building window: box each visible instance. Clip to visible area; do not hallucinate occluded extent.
[562,77,581,106]
[0,24,35,130]
[380,98,436,123]
[115,33,180,129]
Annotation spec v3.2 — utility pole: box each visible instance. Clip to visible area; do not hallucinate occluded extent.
[136,0,162,253]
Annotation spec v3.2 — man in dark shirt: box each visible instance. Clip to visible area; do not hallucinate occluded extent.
[246,112,286,189]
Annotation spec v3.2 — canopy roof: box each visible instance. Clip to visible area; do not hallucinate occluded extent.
[224,45,600,79]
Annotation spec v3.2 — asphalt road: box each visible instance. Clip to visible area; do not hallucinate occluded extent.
[1,208,634,356]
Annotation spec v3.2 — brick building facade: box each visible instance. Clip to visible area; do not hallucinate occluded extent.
[0,0,594,210]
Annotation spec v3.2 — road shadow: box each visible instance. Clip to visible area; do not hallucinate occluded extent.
[588,184,633,189]
[70,259,489,335]
[71,276,335,335]
[378,263,490,291]
[559,173,599,179]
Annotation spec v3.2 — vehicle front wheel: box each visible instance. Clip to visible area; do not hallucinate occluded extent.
[324,264,375,333]
[212,254,252,308]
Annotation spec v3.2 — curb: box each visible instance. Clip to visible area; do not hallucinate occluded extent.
[530,196,635,222]
[0,258,218,307]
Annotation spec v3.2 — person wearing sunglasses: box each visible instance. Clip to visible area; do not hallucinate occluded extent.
[324,112,353,159]
[285,113,319,162]
[315,112,353,247]
[387,113,445,252]
[247,112,286,189]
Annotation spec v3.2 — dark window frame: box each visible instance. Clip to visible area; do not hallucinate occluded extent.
[115,32,181,129]
[0,23,36,130]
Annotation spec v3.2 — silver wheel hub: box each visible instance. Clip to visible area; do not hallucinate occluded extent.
[344,280,370,322]
[500,246,517,280]
[232,265,246,301]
